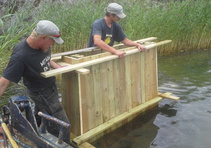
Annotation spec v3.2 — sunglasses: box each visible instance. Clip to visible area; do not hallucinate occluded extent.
[44,31,61,38]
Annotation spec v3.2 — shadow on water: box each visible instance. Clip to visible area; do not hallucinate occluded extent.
[92,108,159,148]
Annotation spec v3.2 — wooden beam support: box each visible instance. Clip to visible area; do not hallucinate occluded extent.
[51,37,157,57]
[73,97,163,145]
[78,142,96,148]
[76,68,90,75]
[113,37,157,48]
[41,40,172,78]
[158,92,180,100]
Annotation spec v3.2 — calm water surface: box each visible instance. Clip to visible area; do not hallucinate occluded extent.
[92,50,211,148]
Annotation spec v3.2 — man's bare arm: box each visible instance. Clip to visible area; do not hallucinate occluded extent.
[0,77,11,98]
[122,38,146,51]
[94,35,126,58]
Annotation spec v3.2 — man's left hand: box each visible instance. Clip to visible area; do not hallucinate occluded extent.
[137,44,146,52]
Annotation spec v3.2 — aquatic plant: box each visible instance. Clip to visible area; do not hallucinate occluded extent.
[35,0,211,55]
[0,2,36,74]
[0,0,210,72]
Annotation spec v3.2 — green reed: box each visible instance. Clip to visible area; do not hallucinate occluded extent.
[0,0,210,71]
[35,0,211,55]
[0,0,210,105]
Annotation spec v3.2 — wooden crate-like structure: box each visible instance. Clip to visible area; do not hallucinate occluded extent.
[41,37,174,145]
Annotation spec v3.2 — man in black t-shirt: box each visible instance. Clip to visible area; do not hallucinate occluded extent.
[0,20,71,144]
[88,3,146,58]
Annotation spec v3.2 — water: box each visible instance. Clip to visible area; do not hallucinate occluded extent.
[92,50,211,148]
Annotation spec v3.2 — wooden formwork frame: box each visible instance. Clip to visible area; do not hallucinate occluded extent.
[41,37,179,146]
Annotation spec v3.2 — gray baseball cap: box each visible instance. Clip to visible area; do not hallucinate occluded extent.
[107,3,126,19]
[35,20,64,44]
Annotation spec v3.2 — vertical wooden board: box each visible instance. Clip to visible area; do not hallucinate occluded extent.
[135,52,142,105]
[155,49,158,96]
[148,48,158,100]
[99,61,110,122]
[78,73,89,134]
[107,60,115,119]
[140,52,146,103]
[145,48,158,101]
[62,72,80,136]
[124,55,132,111]
[118,58,127,113]
[78,74,83,134]
[144,50,151,102]
[130,54,138,108]
[83,71,96,133]
[92,64,103,128]
[113,58,121,116]
[151,48,158,98]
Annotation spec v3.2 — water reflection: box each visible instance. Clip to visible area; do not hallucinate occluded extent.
[92,108,159,148]
[151,50,211,148]
[159,104,177,117]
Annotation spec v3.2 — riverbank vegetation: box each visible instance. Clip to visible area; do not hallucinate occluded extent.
[0,0,210,74]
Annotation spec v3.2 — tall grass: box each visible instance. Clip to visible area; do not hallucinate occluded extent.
[0,0,210,73]
[1,0,210,56]
[0,2,36,74]
[36,0,211,54]
[120,0,211,54]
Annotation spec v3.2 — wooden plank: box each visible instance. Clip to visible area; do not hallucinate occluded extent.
[91,57,103,129]
[158,92,180,100]
[140,52,146,103]
[62,56,84,64]
[100,61,110,122]
[78,73,83,134]
[107,60,115,119]
[151,48,158,99]
[145,49,158,101]
[82,71,94,133]
[130,53,137,108]
[62,72,81,136]
[73,97,163,145]
[52,46,97,57]
[42,40,172,78]
[57,62,71,66]
[51,37,158,57]
[113,58,120,116]
[130,51,143,107]
[79,142,96,148]
[76,68,90,75]
[124,55,132,111]
[118,58,127,113]
[136,51,142,106]
[113,37,157,48]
